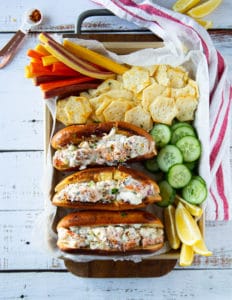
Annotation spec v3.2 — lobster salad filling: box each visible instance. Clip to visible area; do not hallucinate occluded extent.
[55,176,155,205]
[53,128,155,169]
[57,224,164,251]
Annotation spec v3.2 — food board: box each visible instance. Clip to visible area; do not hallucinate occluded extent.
[43,32,206,277]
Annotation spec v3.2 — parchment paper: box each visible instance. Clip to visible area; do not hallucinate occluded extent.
[34,36,210,263]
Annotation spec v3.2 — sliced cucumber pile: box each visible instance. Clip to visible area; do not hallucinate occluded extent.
[176,136,201,162]
[150,124,171,148]
[182,176,207,204]
[167,164,192,189]
[171,125,196,144]
[157,145,183,172]
[145,121,207,205]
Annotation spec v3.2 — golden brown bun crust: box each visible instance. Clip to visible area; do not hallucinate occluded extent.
[57,210,164,229]
[57,210,164,254]
[52,166,161,210]
[51,121,154,149]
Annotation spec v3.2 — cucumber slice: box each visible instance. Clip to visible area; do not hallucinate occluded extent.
[144,158,160,172]
[176,136,201,162]
[171,125,196,144]
[182,178,207,204]
[171,122,192,131]
[156,180,176,207]
[150,124,171,148]
[167,164,192,189]
[192,175,206,186]
[157,145,183,172]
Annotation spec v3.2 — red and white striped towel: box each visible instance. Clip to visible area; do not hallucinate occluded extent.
[93,0,232,221]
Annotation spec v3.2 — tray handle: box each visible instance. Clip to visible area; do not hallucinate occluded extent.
[75,8,153,36]
[76,9,114,34]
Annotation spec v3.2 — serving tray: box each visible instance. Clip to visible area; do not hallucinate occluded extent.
[44,9,205,277]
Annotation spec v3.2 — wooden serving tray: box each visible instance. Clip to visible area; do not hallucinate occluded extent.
[65,259,177,278]
[44,27,205,277]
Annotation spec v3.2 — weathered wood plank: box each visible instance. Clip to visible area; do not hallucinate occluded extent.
[0,152,44,210]
[0,34,44,150]
[0,270,231,299]
[0,211,64,270]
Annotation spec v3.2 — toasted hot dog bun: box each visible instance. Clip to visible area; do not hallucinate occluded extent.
[57,210,164,254]
[52,166,161,210]
[51,122,156,171]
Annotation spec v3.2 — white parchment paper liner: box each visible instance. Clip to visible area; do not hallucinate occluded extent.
[33,37,210,263]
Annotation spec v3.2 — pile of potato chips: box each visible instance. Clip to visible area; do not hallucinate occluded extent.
[56,64,199,131]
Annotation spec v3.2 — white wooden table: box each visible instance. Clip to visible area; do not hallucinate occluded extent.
[0,0,232,299]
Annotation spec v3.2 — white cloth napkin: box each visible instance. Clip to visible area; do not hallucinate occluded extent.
[92,0,232,221]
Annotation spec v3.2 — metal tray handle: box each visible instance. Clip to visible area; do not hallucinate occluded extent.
[76,9,114,34]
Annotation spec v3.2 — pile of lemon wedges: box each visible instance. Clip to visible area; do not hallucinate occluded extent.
[172,0,222,29]
[164,196,212,267]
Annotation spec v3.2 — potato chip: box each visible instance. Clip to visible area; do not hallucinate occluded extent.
[145,65,158,76]
[79,91,91,99]
[88,79,123,97]
[170,77,186,89]
[167,67,188,88]
[175,96,198,121]
[188,79,199,98]
[89,94,108,111]
[56,98,70,125]
[171,80,198,98]
[89,88,134,110]
[103,100,134,122]
[142,82,170,112]
[149,96,177,125]
[122,66,151,93]
[154,65,170,86]
[95,96,113,116]
[125,105,153,131]
[64,96,92,124]
[104,88,134,101]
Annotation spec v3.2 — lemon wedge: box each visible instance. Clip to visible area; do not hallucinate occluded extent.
[192,239,213,256]
[187,0,222,18]
[175,195,203,218]
[175,202,202,245]
[172,0,201,13]
[164,205,181,250]
[179,243,194,266]
[195,18,213,29]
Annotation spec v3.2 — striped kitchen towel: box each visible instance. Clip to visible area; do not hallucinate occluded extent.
[93,0,232,221]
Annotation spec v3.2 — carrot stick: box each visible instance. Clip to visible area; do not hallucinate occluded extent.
[28,62,79,77]
[40,76,96,91]
[43,82,100,99]
[27,49,44,59]
[33,75,77,86]
[51,62,81,75]
[29,62,52,76]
